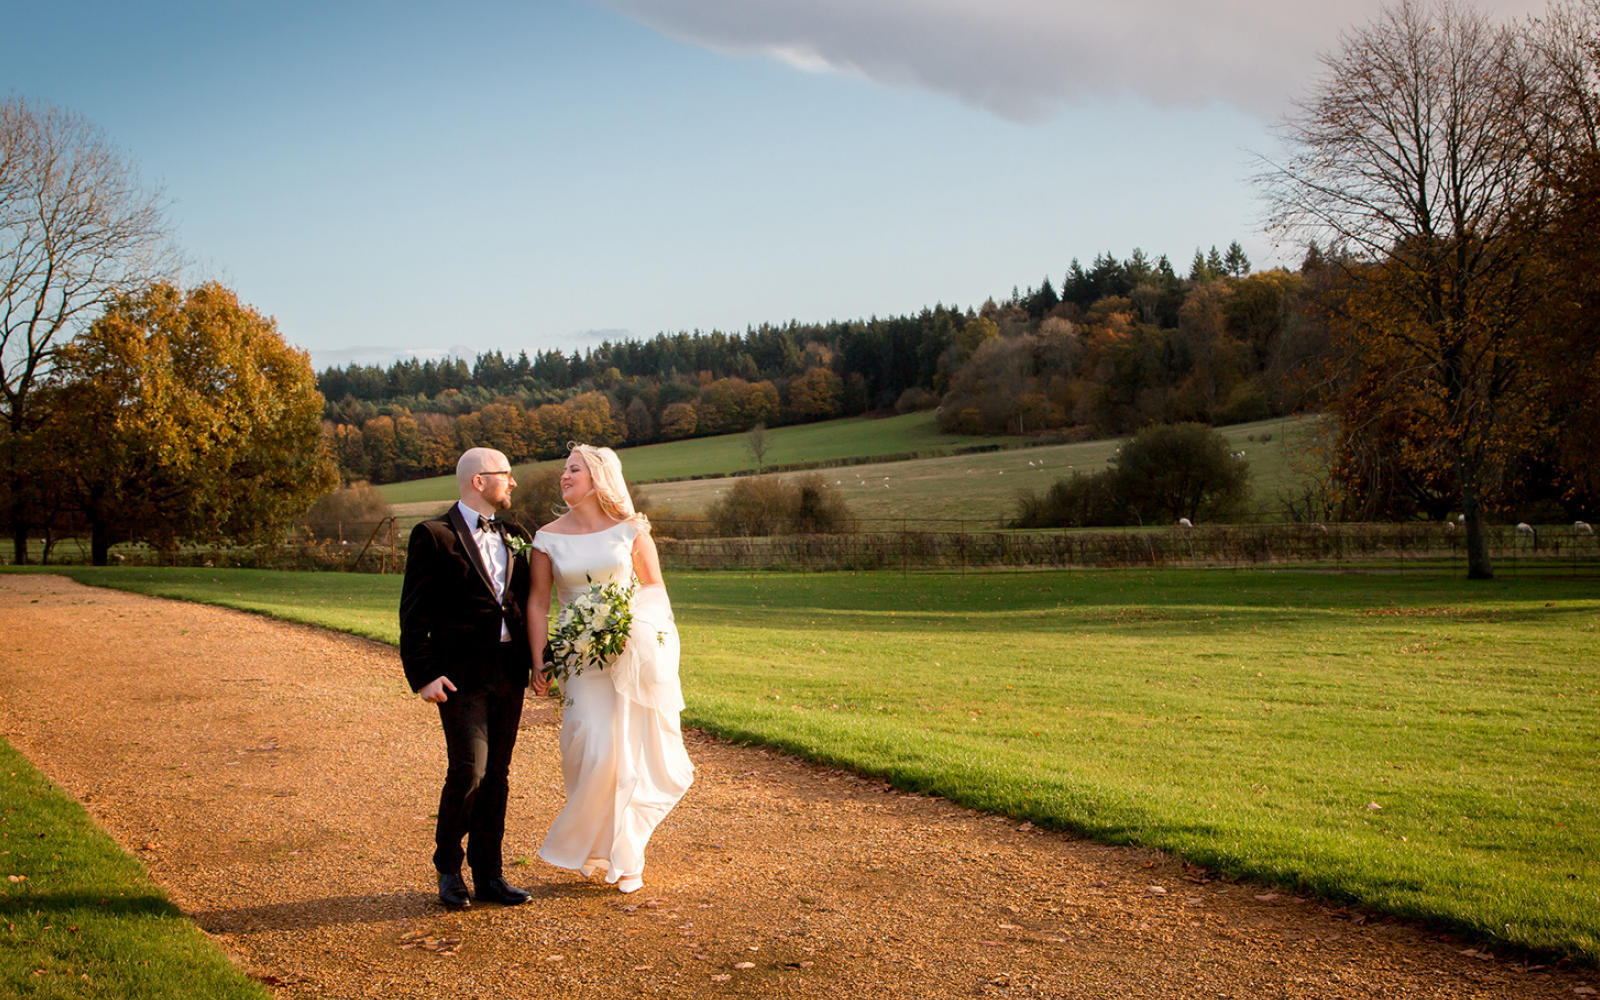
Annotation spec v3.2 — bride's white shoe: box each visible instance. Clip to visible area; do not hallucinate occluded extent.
[616,873,644,894]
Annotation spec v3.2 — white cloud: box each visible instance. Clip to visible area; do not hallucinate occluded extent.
[603,0,1550,120]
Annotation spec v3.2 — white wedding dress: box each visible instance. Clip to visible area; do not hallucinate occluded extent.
[532,521,693,887]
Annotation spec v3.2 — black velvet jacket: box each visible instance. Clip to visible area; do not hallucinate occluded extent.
[398,505,533,693]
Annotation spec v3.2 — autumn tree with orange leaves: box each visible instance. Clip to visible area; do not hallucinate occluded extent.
[1265,0,1599,578]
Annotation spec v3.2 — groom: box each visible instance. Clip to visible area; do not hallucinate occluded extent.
[400,447,534,909]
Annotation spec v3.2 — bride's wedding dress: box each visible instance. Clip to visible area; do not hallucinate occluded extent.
[532,522,693,888]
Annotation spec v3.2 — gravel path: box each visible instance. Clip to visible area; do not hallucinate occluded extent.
[0,574,1589,999]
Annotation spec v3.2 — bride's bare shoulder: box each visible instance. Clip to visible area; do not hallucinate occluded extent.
[537,512,574,534]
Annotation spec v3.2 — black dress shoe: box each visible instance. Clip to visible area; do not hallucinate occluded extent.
[474,875,530,906]
[438,872,471,910]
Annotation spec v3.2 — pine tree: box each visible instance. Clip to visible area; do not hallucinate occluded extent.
[1223,240,1251,277]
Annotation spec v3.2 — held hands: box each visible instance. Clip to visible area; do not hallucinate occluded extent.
[418,676,456,703]
[530,640,555,698]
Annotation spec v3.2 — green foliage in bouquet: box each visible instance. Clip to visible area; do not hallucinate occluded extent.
[544,576,635,683]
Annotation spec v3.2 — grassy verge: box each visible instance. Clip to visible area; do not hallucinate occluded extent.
[0,736,270,999]
[15,564,1600,963]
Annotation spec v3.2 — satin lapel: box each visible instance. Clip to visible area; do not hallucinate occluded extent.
[447,505,497,597]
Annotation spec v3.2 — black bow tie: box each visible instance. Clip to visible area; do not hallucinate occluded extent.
[476,515,504,534]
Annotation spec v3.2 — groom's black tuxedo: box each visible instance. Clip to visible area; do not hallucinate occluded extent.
[399,503,534,889]
[399,505,533,694]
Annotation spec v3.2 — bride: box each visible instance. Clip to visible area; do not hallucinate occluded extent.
[528,444,693,893]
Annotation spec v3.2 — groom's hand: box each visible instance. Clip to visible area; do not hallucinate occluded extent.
[419,676,456,703]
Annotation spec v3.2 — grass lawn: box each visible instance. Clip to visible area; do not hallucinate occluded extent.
[23,563,1600,963]
[0,737,270,999]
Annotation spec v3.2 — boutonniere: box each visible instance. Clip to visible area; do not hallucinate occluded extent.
[505,533,532,559]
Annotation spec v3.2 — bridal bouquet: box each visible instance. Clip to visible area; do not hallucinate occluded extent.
[544,576,635,684]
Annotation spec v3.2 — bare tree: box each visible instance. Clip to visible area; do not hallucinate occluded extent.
[745,422,769,472]
[1,98,170,562]
[1261,0,1551,579]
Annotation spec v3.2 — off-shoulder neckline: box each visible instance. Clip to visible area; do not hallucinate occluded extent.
[534,520,634,538]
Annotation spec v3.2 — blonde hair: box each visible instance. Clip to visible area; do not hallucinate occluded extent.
[567,443,649,533]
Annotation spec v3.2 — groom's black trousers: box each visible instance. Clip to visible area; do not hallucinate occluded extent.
[433,646,525,880]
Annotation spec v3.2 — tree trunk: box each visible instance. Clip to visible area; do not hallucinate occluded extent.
[1462,483,1494,580]
[11,524,28,565]
[91,518,111,567]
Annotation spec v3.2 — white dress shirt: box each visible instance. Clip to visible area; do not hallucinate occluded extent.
[457,501,511,641]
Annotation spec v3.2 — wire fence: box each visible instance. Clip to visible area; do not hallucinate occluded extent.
[34,519,1598,575]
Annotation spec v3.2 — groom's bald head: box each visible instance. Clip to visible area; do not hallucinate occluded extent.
[457,447,512,503]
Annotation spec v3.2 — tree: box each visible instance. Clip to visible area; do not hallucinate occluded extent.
[624,396,655,443]
[785,366,842,422]
[41,281,335,564]
[1113,423,1250,523]
[1,98,170,561]
[1263,0,1557,578]
[746,422,770,472]
[1520,1,1600,516]
[658,401,698,440]
[1223,241,1251,277]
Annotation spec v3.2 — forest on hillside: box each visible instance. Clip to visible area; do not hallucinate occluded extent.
[317,243,1322,484]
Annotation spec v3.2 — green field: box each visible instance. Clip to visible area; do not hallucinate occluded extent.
[647,415,1319,525]
[24,563,1600,963]
[0,736,270,999]
[382,413,1323,527]
[377,411,1003,506]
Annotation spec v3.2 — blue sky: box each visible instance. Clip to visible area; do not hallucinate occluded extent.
[7,0,1545,370]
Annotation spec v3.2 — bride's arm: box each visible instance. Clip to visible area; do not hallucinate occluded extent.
[632,530,664,588]
[527,549,554,696]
